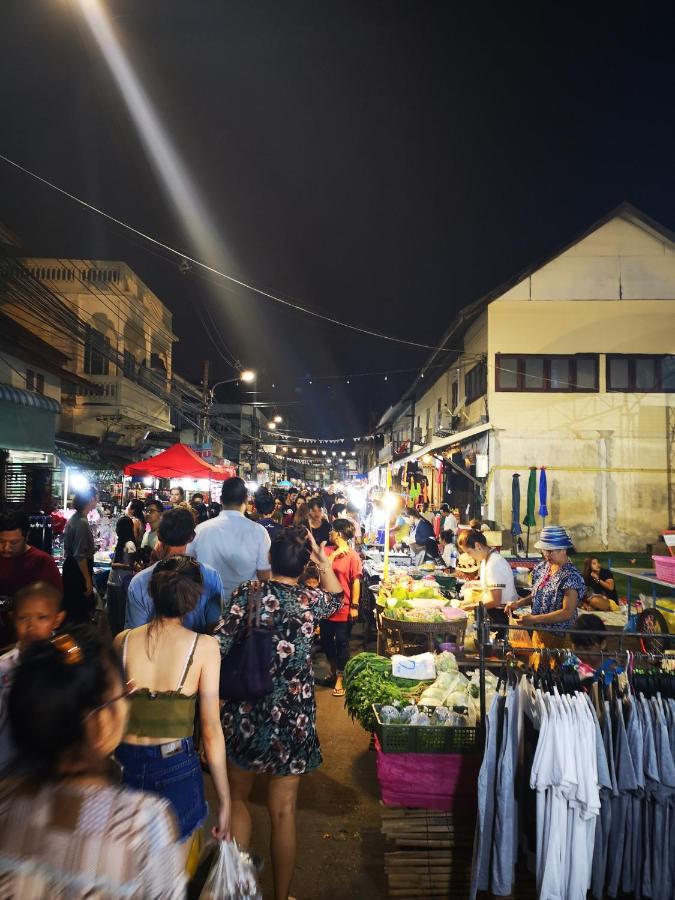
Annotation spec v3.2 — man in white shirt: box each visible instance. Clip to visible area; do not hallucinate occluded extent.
[461,529,517,624]
[187,476,271,601]
[440,503,459,536]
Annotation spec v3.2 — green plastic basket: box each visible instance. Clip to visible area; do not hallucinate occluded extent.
[373,704,479,754]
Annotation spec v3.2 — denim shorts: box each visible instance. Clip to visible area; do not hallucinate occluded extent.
[115,737,207,841]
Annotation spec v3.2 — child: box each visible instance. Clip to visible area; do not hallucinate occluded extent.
[570,613,607,679]
[0,581,65,773]
[321,519,363,698]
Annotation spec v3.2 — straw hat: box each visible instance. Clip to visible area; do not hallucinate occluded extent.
[455,552,479,574]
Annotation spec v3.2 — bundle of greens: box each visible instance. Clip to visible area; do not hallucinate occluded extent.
[343,653,428,732]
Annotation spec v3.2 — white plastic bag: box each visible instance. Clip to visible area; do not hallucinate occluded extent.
[199,840,261,899]
[391,652,436,681]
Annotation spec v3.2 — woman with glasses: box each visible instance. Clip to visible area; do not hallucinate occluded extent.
[505,525,585,648]
[0,626,186,898]
[114,556,230,856]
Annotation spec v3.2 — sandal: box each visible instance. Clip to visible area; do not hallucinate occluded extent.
[332,687,346,697]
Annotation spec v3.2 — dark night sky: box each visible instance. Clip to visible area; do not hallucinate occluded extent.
[2,1,675,437]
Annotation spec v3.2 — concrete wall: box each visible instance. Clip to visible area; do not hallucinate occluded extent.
[485,215,675,551]
[0,353,60,402]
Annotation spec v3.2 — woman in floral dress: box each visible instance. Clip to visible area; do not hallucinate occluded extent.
[216,527,343,900]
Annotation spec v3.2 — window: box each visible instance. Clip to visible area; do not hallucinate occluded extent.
[606,355,675,392]
[436,397,442,429]
[83,325,111,375]
[495,355,598,392]
[465,362,487,404]
[123,349,136,378]
[26,370,44,393]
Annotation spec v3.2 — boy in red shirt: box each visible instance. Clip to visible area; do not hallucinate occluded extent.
[321,518,362,697]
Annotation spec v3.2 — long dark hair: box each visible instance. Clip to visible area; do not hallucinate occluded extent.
[128,499,146,527]
[582,557,598,585]
[114,514,136,563]
[148,556,203,621]
[8,626,123,781]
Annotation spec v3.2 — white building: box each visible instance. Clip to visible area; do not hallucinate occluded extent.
[377,204,675,551]
[2,258,176,445]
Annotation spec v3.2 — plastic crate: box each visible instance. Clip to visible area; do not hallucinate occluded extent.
[373,704,479,754]
[653,555,675,584]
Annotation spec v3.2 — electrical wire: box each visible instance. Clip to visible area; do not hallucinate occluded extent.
[0,152,468,355]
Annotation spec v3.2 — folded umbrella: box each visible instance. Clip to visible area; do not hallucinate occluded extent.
[523,467,537,556]
[511,474,522,536]
[538,467,548,522]
[523,467,537,528]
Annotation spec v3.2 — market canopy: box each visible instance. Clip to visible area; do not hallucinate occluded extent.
[124,443,236,480]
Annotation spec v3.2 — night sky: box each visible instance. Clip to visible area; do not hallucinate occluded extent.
[2,1,675,437]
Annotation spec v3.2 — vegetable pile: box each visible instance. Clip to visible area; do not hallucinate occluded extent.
[378,703,468,728]
[343,653,430,732]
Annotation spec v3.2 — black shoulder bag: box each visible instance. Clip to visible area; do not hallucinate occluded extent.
[219,585,274,702]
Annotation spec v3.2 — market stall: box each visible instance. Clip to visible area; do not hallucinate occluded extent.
[124,443,236,504]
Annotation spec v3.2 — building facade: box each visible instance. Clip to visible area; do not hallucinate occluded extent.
[2,258,176,446]
[377,206,675,551]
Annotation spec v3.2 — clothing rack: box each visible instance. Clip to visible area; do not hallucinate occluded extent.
[474,604,673,739]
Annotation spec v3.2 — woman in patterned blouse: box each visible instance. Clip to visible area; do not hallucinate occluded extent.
[216,527,343,900]
[505,525,585,647]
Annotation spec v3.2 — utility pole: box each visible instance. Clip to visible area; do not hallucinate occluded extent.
[200,358,210,446]
[251,406,258,484]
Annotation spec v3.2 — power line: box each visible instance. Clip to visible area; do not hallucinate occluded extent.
[0,152,468,355]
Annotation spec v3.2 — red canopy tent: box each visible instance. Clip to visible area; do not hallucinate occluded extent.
[124,443,236,480]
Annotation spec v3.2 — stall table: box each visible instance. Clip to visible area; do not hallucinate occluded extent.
[612,567,675,617]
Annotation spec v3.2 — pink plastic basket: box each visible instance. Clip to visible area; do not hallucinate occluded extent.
[374,736,480,811]
[653,555,675,584]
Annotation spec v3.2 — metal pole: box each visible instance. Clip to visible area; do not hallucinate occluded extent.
[200,358,210,445]
[477,602,487,746]
[382,466,392,581]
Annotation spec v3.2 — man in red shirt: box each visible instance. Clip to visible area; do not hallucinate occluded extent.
[321,518,362,697]
[0,509,62,598]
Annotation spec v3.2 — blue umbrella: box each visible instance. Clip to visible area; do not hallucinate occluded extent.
[538,467,549,522]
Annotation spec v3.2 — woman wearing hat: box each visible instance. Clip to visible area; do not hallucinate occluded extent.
[504,525,585,647]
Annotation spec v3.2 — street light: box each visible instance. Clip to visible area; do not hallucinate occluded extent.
[268,422,276,430]
[209,370,257,401]
[274,415,283,423]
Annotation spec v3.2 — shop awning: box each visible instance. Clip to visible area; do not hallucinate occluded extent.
[0,384,61,414]
[392,422,491,468]
[124,442,236,480]
[0,383,60,453]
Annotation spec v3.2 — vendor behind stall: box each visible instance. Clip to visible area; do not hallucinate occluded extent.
[505,525,585,648]
[461,530,517,626]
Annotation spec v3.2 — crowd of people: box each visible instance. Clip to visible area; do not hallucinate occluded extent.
[0,480,622,897]
[0,478,365,898]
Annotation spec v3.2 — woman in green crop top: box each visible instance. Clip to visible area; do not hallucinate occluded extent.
[113,556,230,851]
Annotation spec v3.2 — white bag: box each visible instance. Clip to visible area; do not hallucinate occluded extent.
[198,840,261,899]
[391,652,436,681]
